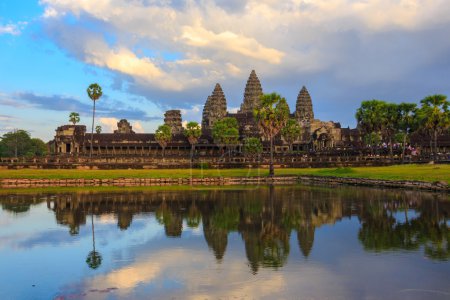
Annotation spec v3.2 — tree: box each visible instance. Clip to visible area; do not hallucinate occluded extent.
[253,93,290,176]
[356,100,387,153]
[0,129,46,157]
[417,94,449,158]
[86,209,102,269]
[397,103,418,160]
[184,121,202,161]
[87,83,103,159]
[281,119,302,152]
[381,103,399,158]
[95,125,102,134]
[243,137,263,164]
[69,112,80,125]
[212,117,239,157]
[155,124,172,157]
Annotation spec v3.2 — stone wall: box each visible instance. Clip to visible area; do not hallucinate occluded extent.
[1,175,448,191]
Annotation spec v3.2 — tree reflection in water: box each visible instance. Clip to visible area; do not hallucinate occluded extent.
[1,186,448,272]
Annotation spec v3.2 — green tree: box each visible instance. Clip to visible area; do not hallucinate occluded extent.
[417,94,449,158]
[397,103,418,160]
[29,138,48,157]
[281,119,302,152]
[243,137,263,161]
[0,129,32,157]
[184,121,202,160]
[356,100,387,153]
[87,83,103,158]
[95,125,102,134]
[69,112,80,125]
[253,93,290,176]
[155,124,172,157]
[381,103,399,157]
[212,117,239,156]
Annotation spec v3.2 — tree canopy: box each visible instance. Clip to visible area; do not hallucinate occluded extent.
[0,130,47,157]
[69,112,80,125]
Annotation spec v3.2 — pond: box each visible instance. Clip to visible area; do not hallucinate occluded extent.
[0,185,449,300]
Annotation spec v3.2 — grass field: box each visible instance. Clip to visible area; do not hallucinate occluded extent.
[0,164,449,184]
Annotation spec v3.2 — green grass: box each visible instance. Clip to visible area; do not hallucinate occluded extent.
[0,164,449,184]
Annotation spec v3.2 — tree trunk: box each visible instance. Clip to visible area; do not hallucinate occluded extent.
[429,135,433,160]
[389,136,393,159]
[162,146,165,158]
[434,130,438,160]
[190,144,194,162]
[402,134,407,163]
[269,136,274,177]
[90,100,96,159]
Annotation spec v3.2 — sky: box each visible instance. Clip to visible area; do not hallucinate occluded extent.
[1,0,449,141]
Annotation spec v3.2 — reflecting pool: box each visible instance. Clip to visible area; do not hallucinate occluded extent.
[0,185,449,299]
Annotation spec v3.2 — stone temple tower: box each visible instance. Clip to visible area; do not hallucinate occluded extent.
[238,70,263,113]
[164,110,183,135]
[295,86,314,123]
[202,83,228,135]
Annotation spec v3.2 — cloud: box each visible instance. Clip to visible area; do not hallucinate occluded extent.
[132,121,144,133]
[99,117,119,133]
[0,22,27,35]
[0,92,155,122]
[35,0,450,127]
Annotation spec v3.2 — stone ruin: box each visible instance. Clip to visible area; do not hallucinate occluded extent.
[164,110,183,135]
[114,119,135,134]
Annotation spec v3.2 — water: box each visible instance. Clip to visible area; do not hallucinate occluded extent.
[0,185,449,300]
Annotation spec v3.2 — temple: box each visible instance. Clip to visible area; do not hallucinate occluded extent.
[51,70,444,157]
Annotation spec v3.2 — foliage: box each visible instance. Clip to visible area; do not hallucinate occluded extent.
[155,124,172,156]
[243,137,263,158]
[69,112,80,125]
[86,250,102,269]
[184,121,202,146]
[87,83,103,101]
[356,100,387,148]
[281,119,302,150]
[95,125,102,134]
[417,94,449,156]
[212,117,239,147]
[253,93,290,176]
[0,130,47,157]
[363,132,381,147]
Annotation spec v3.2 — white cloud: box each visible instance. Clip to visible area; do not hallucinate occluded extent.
[0,22,27,35]
[132,121,144,133]
[99,117,119,132]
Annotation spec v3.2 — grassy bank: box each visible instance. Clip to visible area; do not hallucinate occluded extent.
[0,164,449,184]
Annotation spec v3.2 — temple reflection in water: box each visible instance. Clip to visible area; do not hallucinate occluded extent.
[1,186,449,273]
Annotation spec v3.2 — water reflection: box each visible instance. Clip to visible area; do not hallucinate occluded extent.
[1,185,448,270]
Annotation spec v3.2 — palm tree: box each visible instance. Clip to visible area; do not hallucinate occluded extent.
[69,112,80,125]
[253,93,290,177]
[87,83,102,159]
[86,208,102,269]
[95,125,102,134]
[417,94,449,159]
[184,121,202,161]
[397,103,417,161]
[155,124,172,157]
[281,119,302,152]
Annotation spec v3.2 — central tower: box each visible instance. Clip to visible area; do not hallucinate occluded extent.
[238,70,263,113]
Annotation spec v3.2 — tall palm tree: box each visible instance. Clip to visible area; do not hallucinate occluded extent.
[254,93,290,177]
[87,83,103,159]
[418,94,449,158]
[397,103,417,161]
[184,121,202,161]
[86,206,102,269]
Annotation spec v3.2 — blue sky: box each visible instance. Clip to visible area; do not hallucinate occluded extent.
[1,0,449,141]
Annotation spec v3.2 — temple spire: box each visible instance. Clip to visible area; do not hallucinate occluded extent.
[295,86,314,122]
[239,70,263,113]
[201,83,228,134]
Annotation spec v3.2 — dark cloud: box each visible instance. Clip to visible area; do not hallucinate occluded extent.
[1,92,158,122]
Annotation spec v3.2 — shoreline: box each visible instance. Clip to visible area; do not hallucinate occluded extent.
[1,175,448,192]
